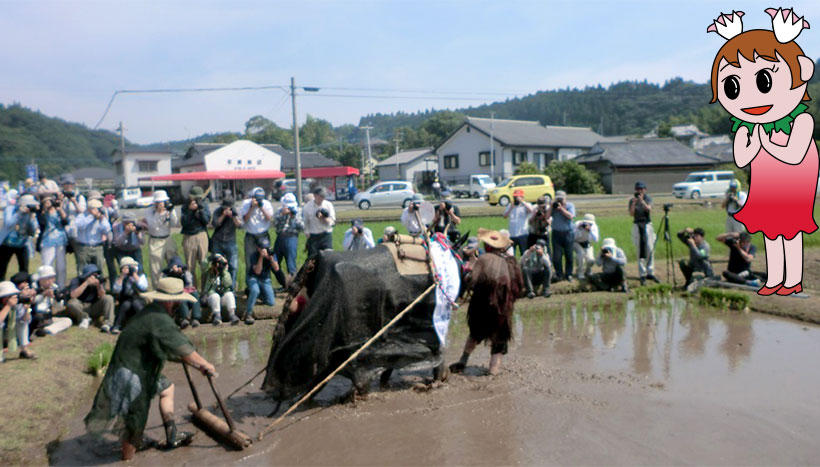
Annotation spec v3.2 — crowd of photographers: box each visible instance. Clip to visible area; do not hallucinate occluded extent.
[0,172,762,362]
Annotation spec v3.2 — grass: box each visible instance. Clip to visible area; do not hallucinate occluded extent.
[86,341,114,376]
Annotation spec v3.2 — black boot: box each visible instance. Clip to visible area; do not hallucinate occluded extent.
[162,419,193,450]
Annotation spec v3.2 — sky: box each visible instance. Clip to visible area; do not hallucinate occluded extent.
[2,0,820,144]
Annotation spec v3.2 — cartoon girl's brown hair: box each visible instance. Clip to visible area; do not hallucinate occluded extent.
[710,29,810,103]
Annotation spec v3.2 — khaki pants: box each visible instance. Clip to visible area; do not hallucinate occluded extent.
[149,236,178,289]
[66,295,115,327]
[726,215,746,233]
[632,222,656,278]
[75,244,105,275]
[182,232,209,288]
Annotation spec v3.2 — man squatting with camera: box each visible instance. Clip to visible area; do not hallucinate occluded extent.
[716,231,763,287]
[678,227,714,287]
[343,218,375,251]
[629,181,660,285]
[588,237,629,293]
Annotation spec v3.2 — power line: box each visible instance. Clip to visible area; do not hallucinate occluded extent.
[299,93,508,101]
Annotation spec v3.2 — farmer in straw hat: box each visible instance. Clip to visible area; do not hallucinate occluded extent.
[450,228,523,375]
[85,277,216,461]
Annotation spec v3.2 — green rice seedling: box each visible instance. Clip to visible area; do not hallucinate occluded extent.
[86,342,115,377]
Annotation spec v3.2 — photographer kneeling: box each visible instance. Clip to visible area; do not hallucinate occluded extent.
[201,253,238,326]
[520,239,552,298]
[111,257,148,334]
[588,238,628,293]
[716,232,762,287]
[678,227,714,287]
[343,218,375,251]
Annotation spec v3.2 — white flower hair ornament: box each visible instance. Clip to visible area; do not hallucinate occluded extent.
[766,7,810,43]
[706,11,745,40]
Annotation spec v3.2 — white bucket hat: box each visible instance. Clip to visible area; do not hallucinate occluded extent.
[34,265,56,282]
[87,199,103,209]
[120,256,139,268]
[0,281,20,298]
[152,190,170,203]
[583,213,595,222]
[602,237,616,249]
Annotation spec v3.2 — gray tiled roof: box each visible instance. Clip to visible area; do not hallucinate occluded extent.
[466,117,603,148]
[71,167,115,180]
[175,142,339,170]
[697,142,733,163]
[280,150,340,171]
[375,147,433,167]
[575,138,718,167]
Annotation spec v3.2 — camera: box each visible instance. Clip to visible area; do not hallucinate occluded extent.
[164,200,173,210]
[287,206,297,215]
[552,201,559,210]
[579,222,590,229]
[724,237,737,248]
[663,203,673,212]
[601,246,613,255]
[634,192,641,198]
[677,229,692,242]
[409,202,420,212]
[317,208,330,218]
[63,190,74,198]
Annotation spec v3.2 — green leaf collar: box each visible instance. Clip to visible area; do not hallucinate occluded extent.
[730,103,808,136]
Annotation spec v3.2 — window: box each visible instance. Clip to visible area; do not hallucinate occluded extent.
[512,150,528,166]
[479,151,496,167]
[137,160,158,172]
[227,159,232,165]
[257,160,262,165]
[716,173,733,181]
[247,160,252,165]
[237,159,242,165]
[513,176,541,187]
[372,184,391,193]
[443,154,459,169]
[392,183,410,192]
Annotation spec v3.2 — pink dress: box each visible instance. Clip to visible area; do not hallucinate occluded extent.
[734,130,819,240]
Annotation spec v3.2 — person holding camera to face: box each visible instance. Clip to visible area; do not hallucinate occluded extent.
[432,200,462,244]
[111,257,148,334]
[302,186,336,258]
[722,180,748,233]
[629,181,660,285]
[272,193,304,285]
[201,253,238,326]
[112,214,145,274]
[527,196,551,250]
[0,194,39,281]
[162,256,202,328]
[246,237,281,325]
[401,194,426,237]
[143,190,179,289]
[74,199,112,278]
[66,264,115,332]
[8,272,37,359]
[181,186,211,290]
[37,195,69,287]
[58,174,86,244]
[343,218,375,251]
[677,227,714,287]
[241,187,275,284]
[550,190,576,281]
[32,265,73,337]
[520,239,552,298]
[211,197,242,286]
[573,213,600,281]
[503,189,534,256]
[588,238,629,293]
[716,232,763,287]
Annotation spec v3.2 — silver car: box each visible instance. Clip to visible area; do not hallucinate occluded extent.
[353,181,415,210]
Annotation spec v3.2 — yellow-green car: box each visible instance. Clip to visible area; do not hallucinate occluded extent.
[487,174,556,207]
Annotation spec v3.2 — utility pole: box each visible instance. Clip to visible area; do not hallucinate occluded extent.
[599,115,604,135]
[489,112,495,181]
[360,126,373,188]
[393,130,402,181]
[291,77,303,204]
[118,122,125,187]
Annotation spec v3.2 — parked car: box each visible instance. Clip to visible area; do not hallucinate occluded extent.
[117,187,142,208]
[487,174,555,207]
[450,174,496,199]
[353,181,415,210]
[673,170,739,199]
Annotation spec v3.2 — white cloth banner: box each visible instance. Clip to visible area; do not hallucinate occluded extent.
[428,238,461,346]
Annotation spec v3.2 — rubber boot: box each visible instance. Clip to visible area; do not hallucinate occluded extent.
[432,361,449,382]
[162,419,193,450]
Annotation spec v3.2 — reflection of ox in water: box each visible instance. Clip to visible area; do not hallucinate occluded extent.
[262,241,451,405]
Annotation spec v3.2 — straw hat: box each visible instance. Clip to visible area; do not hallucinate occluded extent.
[152,190,170,203]
[120,256,138,268]
[478,227,512,250]
[33,265,56,282]
[142,277,196,303]
[0,281,20,298]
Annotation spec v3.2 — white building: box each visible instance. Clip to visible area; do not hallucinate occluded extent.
[434,117,606,184]
[113,150,174,188]
[376,147,435,182]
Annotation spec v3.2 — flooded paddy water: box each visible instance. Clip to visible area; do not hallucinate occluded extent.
[53,298,820,465]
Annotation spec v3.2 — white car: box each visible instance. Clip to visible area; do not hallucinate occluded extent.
[353,181,415,210]
[117,187,142,208]
[673,171,739,199]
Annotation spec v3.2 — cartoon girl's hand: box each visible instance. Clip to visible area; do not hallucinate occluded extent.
[733,124,760,168]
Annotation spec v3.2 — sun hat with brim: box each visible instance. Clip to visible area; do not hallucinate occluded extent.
[152,190,170,203]
[189,186,205,199]
[33,265,56,282]
[18,194,39,208]
[120,256,138,268]
[602,238,616,249]
[478,227,512,250]
[383,226,397,236]
[555,190,567,199]
[141,277,196,303]
[88,199,103,209]
[87,190,103,201]
[583,213,595,222]
[513,189,525,197]
[80,263,101,279]
[60,175,76,185]
[0,281,20,298]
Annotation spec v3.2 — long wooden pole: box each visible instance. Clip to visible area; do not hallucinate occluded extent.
[258,283,436,440]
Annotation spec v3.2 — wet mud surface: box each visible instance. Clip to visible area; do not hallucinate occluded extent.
[53,299,820,465]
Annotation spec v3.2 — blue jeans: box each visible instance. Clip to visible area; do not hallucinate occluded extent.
[246,276,274,318]
[551,229,574,279]
[212,239,239,286]
[274,235,298,275]
[510,235,528,257]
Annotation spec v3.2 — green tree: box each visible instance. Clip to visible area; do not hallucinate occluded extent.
[300,115,336,149]
[544,160,604,194]
[514,161,539,175]
[244,115,291,147]
[324,143,363,168]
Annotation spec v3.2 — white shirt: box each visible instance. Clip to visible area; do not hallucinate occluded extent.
[239,199,274,234]
[401,208,423,236]
[504,202,532,238]
[144,206,179,238]
[302,199,336,234]
[573,220,600,245]
[343,227,375,250]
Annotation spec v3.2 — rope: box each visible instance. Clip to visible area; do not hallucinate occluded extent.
[257,283,436,440]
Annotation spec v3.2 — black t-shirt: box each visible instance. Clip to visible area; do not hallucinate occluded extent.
[69,277,100,304]
[727,243,755,274]
[249,251,275,279]
[211,206,237,243]
[631,194,652,224]
[434,204,461,233]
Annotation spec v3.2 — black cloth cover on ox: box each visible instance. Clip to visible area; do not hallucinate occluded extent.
[262,245,438,400]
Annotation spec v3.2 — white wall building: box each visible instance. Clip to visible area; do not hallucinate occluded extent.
[113,150,174,188]
[434,117,607,184]
[376,147,435,183]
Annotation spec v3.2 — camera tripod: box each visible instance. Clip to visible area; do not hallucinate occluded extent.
[647,205,676,287]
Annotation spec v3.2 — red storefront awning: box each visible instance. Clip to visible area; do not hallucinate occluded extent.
[151,170,286,181]
[301,166,359,178]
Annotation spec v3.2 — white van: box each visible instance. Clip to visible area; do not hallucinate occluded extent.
[673,171,739,199]
[117,187,142,208]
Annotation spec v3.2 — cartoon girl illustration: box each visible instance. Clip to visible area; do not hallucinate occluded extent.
[708,8,818,296]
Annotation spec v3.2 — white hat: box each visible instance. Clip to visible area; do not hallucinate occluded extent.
[281,192,297,208]
[152,190,170,203]
[602,237,616,249]
[120,256,139,267]
[7,189,18,202]
[18,194,39,208]
[583,213,595,222]
[0,281,20,298]
[34,265,56,281]
[87,199,103,209]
